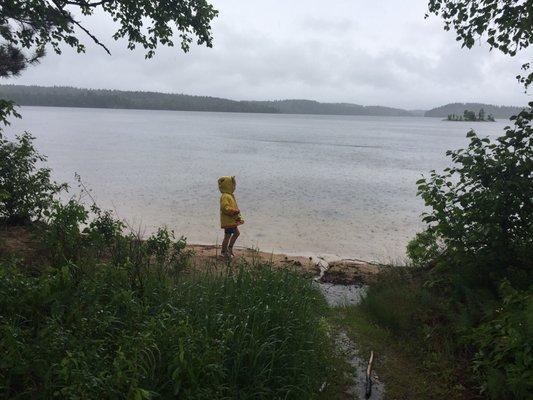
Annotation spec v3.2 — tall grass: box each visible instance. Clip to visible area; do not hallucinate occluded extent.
[356,266,478,395]
[0,261,335,399]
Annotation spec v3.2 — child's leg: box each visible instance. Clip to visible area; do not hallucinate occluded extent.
[228,227,240,255]
[221,232,231,255]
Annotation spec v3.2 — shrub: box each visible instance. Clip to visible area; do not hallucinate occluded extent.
[0,132,66,225]
[393,103,533,398]
[407,230,443,267]
[41,199,192,282]
[469,282,533,400]
[43,199,88,264]
[146,227,191,276]
[414,103,533,288]
[84,204,125,245]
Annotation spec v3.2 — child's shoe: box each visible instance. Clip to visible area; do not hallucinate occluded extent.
[220,251,230,260]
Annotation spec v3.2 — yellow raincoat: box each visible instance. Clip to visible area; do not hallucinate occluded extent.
[218,176,244,229]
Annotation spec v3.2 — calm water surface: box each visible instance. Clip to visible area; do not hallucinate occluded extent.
[8,107,509,261]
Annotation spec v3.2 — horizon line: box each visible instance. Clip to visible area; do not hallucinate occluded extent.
[1,83,527,111]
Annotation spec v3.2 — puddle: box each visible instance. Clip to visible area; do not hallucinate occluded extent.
[312,255,385,399]
[315,284,384,398]
[336,331,385,400]
[311,254,368,307]
[315,282,367,307]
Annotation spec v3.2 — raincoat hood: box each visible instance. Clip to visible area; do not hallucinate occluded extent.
[218,176,235,194]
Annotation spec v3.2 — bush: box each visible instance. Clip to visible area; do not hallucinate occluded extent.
[0,131,66,225]
[407,230,443,268]
[84,204,125,245]
[414,103,533,288]
[146,227,191,277]
[362,105,532,398]
[42,199,192,282]
[43,199,88,264]
[0,262,334,399]
[469,282,533,400]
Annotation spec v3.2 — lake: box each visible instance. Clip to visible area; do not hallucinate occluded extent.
[7,106,510,262]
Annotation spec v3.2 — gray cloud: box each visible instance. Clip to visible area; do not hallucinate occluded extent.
[9,0,530,109]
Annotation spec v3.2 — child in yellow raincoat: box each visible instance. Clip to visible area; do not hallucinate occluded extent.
[218,176,244,258]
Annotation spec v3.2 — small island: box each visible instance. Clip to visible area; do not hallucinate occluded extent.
[446,108,495,122]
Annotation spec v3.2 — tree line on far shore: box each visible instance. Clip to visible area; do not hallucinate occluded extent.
[1,84,524,119]
[446,108,496,121]
[0,84,412,116]
[426,102,523,118]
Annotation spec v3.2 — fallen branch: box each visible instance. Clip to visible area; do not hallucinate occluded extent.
[365,351,374,399]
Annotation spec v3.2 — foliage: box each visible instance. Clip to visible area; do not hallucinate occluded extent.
[0,260,334,399]
[427,0,532,55]
[146,227,190,277]
[0,0,218,78]
[381,101,532,399]
[331,305,478,400]
[0,98,20,126]
[427,0,533,90]
[0,84,280,114]
[425,102,524,118]
[469,282,533,400]
[463,110,476,121]
[41,196,192,279]
[361,267,449,337]
[0,131,67,225]
[84,203,126,246]
[0,42,42,78]
[407,230,443,267]
[43,199,88,264]
[446,108,495,121]
[414,102,533,288]
[356,266,482,399]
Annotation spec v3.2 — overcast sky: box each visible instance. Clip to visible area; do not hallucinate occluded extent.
[11,0,531,109]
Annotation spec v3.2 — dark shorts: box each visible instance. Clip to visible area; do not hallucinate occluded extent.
[224,227,238,235]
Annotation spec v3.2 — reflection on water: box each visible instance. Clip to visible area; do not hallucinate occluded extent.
[8,107,509,261]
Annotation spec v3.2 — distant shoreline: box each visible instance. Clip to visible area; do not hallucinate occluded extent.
[15,103,424,119]
[441,119,496,122]
[1,83,524,119]
[0,84,413,117]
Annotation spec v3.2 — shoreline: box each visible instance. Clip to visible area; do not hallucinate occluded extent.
[188,237,389,265]
[188,243,383,285]
[0,226,383,285]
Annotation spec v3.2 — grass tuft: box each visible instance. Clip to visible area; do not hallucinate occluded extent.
[0,261,341,399]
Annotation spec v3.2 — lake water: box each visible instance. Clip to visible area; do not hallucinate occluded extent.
[7,106,509,262]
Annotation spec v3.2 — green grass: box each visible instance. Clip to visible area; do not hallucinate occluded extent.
[326,266,484,400]
[0,260,348,399]
[329,306,480,400]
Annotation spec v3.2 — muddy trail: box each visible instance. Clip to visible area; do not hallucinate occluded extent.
[313,256,385,400]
